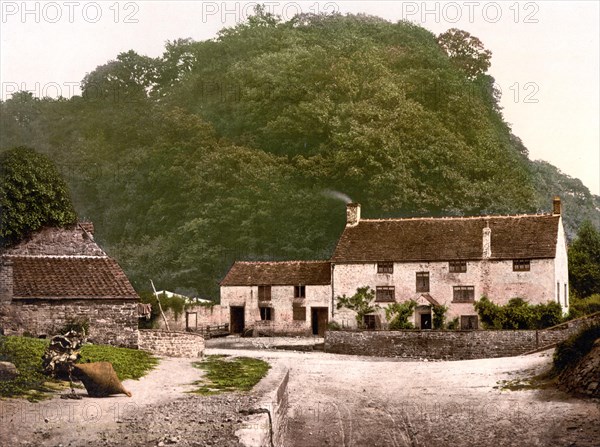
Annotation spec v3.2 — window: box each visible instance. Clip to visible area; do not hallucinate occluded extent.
[376,286,395,302]
[449,261,467,273]
[377,262,393,274]
[565,284,568,307]
[294,285,306,298]
[557,282,560,303]
[416,272,430,293]
[259,307,273,321]
[453,286,475,302]
[460,315,479,330]
[513,259,530,271]
[363,314,377,330]
[258,285,271,301]
[293,306,306,321]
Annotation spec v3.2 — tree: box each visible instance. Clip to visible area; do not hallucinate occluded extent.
[569,220,600,298]
[385,300,417,330]
[336,286,378,328]
[0,147,77,246]
[437,28,492,79]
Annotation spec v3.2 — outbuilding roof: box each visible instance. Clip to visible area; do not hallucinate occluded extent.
[9,255,138,300]
[331,214,560,263]
[220,261,331,286]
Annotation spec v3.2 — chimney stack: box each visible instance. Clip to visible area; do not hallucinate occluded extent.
[482,223,492,259]
[0,257,14,303]
[346,203,361,227]
[552,196,561,216]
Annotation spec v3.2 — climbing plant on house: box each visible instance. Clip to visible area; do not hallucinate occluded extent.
[385,300,417,330]
[336,286,378,329]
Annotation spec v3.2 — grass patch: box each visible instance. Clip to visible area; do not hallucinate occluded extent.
[79,344,159,381]
[0,335,159,401]
[191,355,270,395]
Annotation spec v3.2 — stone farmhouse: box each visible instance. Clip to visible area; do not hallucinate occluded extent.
[220,197,568,334]
[220,261,331,336]
[0,223,139,347]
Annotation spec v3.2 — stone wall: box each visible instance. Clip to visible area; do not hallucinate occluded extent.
[0,300,138,348]
[154,305,229,332]
[558,340,600,398]
[324,313,600,360]
[138,329,205,358]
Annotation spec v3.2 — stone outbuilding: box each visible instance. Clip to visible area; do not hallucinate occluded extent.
[220,261,331,336]
[0,223,139,348]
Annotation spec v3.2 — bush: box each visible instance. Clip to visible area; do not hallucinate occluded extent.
[474,296,563,330]
[432,305,448,329]
[386,301,416,330]
[327,321,341,331]
[567,294,600,320]
[446,317,459,330]
[553,323,600,373]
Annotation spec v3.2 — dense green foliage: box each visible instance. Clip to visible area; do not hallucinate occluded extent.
[336,286,378,328]
[553,324,600,373]
[1,10,598,297]
[474,297,563,330]
[192,354,270,395]
[568,221,600,298]
[385,300,417,330]
[567,295,600,320]
[0,336,157,400]
[0,146,77,246]
[432,304,448,329]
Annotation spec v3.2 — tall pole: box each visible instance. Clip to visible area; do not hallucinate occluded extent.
[150,280,170,331]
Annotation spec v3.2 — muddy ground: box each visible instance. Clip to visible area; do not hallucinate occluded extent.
[1,337,598,447]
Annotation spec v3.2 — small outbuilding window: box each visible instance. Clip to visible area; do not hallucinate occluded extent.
[416,272,430,292]
[513,259,530,271]
[294,285,306,298]
[258,285,271,301]
[453,286,475,302]
[377,262,393,274]
[460,315,479,330]
[260,307,273,321]
[449,261,467,273]
[363,314,377,330]
[376,286,395,302]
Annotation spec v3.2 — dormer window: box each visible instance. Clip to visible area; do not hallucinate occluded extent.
[513,260,530,272]
[377,262,393,274]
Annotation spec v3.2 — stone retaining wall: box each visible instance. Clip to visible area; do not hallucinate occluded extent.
[138,329,205,358]
[324,313,600,360]
[559,340,600,398]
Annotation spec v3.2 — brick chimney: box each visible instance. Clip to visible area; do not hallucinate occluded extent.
[482,223,492,259]
[552,196,561,216]
[346,203,361,227]
[0,257,14,303]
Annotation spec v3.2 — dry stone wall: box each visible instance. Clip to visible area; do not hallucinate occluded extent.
[138,330,205,358]
[558,340,600,398]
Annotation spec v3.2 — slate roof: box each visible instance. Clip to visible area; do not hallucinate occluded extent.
[9,256,138,300]
[220,261,331,286]
[331,214,560,263]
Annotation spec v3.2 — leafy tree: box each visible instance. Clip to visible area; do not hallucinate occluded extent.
[567,294,600,319]
[0,147,77,246]
[568,220,600,298]
[336,286,378,328]
[437,28,492,79]
[385,300,417,330]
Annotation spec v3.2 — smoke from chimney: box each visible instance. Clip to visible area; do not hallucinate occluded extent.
[322,189,353,204]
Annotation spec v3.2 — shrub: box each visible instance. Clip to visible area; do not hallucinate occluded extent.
[336,286,378,329]
[474,296,563,330]
[567,294,600,320]
[446,317,459,330]
[327,321,341,331]
[553,323,600,373]
[385,300,417,330]
[432,304,448,329]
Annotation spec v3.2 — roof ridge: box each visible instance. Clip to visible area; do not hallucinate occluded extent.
[360,213,554,222]
[3,254,109,259]
[234,260,330,265]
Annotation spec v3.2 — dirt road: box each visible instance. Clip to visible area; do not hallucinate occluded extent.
[207,340,600,447]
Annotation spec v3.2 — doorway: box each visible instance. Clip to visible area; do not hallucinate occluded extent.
[420,313,432,330]
[311,307,328,336]
[230,306,245,334]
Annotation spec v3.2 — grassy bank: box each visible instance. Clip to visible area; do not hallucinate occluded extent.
[0,336,158,401]
[192,354,270,395]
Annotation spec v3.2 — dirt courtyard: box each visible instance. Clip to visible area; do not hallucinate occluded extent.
[1,338,599,446]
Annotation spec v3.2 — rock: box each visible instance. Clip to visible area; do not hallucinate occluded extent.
[0,361,18,381]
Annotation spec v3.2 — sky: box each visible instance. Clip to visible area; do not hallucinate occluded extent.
[1,1,599,195]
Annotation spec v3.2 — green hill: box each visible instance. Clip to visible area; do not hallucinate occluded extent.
[1,11,598,297]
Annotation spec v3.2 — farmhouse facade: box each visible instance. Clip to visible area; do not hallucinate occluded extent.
[219,197,568,334]
[0,224,139,347]
[220,261,331,336]
[332,199,569,330]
